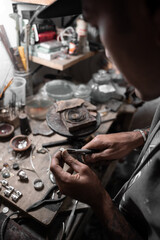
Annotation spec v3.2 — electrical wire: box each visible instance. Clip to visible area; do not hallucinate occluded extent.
[0,211,19,240]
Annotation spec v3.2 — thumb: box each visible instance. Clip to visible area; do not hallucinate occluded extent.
[62,150,84,172]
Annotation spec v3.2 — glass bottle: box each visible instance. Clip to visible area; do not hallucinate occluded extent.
[89,69,116,103]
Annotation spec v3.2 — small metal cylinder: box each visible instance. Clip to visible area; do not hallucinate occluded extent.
[19,113,31,135]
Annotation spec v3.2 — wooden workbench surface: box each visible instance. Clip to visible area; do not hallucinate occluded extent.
[0,102,135,232]
[0,131,70,225]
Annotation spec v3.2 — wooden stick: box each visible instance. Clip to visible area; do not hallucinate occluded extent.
[0,78,13,98]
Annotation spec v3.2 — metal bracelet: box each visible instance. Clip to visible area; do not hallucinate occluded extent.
[134,129,147,142]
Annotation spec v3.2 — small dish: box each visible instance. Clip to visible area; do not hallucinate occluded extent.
[45,79,76,100]
[0,123,14,138]
[10,135,31,152]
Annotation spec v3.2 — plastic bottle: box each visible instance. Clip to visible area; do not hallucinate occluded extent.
[69,32,79,55]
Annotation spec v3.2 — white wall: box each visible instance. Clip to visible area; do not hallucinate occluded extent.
[0,0,18,90]
[0,1,37,90]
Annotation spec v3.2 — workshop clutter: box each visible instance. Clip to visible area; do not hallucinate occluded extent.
[28,14,89,60]
[4,77,26,106]
[0,24,33,102]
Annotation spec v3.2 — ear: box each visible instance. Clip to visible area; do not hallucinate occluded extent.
[153,8,160,46]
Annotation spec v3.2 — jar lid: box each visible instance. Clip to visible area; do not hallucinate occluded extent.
[93,71,111,84]
[74,84,91,98]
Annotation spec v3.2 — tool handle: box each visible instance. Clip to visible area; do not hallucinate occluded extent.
[67,148,100,155]
[65,200,78,236]
[42,139,69,148]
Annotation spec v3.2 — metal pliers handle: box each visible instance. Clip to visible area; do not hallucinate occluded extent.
[26,185,66,212]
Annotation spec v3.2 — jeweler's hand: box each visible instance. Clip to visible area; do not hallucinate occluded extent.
[50,150,107,207]
[82,131,144,163]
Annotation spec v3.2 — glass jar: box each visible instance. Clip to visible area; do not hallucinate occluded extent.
[89,69,116,103]
[74,84,91,101]
[26,94,54,120]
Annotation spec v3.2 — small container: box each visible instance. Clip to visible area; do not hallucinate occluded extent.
[26,94,54,120]
[0,123,14,138]
[19,113,32,135]
[14,70,33,97]
[74,84,91,101]
[10,135,31,152]
[69,32,79,55]
[4,77,26,106]
[89,70,116,103]
[45,79,76,101]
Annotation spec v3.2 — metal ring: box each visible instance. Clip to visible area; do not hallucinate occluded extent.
[33,179,44,191]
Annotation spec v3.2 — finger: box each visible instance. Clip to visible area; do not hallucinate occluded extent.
[54,150,64,168]
[84,149,113,163]
[50,154,72,181]
[82,137,103,150]
[82,140,98,150]
[62,150,85,172]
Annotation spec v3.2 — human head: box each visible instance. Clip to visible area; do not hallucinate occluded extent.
[38,0,160,100]
[82,0,160,100]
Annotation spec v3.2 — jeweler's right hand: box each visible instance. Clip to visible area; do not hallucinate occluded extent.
[50,150,108,207]
[82,131,144,163]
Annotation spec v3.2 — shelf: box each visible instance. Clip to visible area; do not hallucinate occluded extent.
[29,51,95,71]
[12,0,56,5]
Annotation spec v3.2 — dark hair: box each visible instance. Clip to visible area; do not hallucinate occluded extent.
[146,0,160,14]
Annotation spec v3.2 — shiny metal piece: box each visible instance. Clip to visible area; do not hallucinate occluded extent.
[11,194,19,202]
[49,172,56,184]
[2,171,10,178]
[4,189,12,197]
[2,207,9,214]
[34,179,44,191]
[11,190,23,202]
[4,185,14,197]
[37,147,48,154]
[17,170,28,181]
[1,167,10,178]
[1,179,8,187]
[6,186,14,192]
[15,190,22,197]
[12,163,20,170]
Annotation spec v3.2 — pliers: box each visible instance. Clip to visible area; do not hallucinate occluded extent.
[60,148,99,155]
[26,184,66,212]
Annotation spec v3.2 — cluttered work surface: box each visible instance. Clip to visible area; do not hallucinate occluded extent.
[0,97,136,240]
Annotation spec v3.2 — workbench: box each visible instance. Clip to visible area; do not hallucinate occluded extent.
[0,102,136,240]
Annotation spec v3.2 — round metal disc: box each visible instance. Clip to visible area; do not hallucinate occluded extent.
[34,179,44,191]
[2,207,9,214]
[46,104,101,138]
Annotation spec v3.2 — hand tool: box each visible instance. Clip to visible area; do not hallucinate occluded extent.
[61,148,99,155]
[60,200,78,240]
[26,183,66,212]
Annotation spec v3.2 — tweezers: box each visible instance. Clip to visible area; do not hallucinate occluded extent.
[61,148,99,155]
